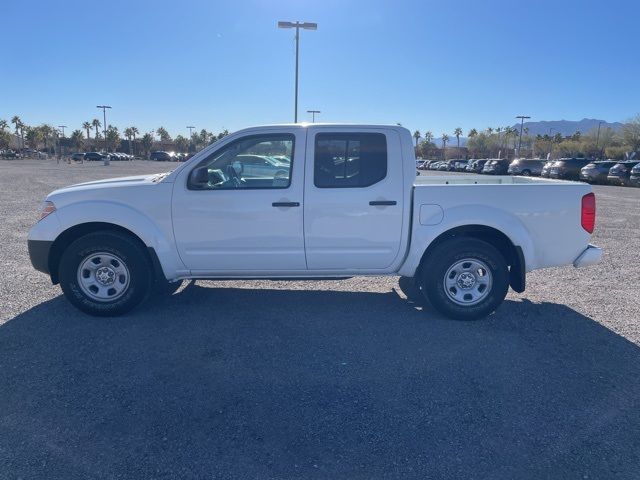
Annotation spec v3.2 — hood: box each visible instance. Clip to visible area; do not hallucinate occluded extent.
[70,174,158,187]
[47,172,171,200]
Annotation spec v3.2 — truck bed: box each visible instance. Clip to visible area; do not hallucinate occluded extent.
[414,175,573,186]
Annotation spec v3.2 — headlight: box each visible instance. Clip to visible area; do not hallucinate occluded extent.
[38,201,56,221]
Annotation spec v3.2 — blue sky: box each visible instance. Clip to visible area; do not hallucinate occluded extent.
[2,0,639,138]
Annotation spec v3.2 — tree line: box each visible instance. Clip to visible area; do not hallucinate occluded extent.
[412,114,640,160]
[0,116,229,156]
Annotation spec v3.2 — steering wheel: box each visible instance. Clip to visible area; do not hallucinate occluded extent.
[225,164,242,187]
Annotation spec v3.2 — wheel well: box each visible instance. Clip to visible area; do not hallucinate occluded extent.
[48,222,163,284]
[416,225,526,293]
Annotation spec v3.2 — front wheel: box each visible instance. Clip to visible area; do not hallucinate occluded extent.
[59,231,152,316]
[419,238,509,320]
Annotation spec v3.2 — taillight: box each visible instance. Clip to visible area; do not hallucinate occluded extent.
[581,193,595,233]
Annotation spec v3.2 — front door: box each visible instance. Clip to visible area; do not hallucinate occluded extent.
[303,127,405,270]
[172,129,306,273]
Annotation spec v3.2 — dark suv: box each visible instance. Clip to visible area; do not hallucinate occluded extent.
[84,152,107,161]
[579,161,617,184]
[508,158,545,176]
[548,158,591,181]
[607,161,640,186]
[630,163,640,187]
[150,151,173,161]
[481,158,509,175]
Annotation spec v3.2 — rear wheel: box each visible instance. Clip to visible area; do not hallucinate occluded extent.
[419,238,509,320]
[59,231,152,316]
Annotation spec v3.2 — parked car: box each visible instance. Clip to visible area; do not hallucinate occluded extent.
[70,153,85,162]
[84,152,107,161]
[1,149,18,158]
[607,161,640,186]
[630,163,640,187]
[150,151,173,161]
[548,158,591,181]
[482,159,509,175]
[28,123,602,320]
[580,161,617,184]
[508,158,545,176]
[466,159,488,173]
[540,161,554,178]
[429,161,443,170]
[453,160,469,172]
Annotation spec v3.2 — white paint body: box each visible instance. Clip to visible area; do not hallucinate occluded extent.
[28,124,602,282]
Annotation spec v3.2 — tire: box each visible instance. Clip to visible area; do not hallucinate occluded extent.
[59,231,152,316]
[419,238,509,320]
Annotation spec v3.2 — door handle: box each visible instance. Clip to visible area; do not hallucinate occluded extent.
[369,200,397,206]
[272,202,300,207]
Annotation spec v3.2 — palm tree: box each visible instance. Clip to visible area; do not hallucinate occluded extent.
[124,127,135,154]
[453,127,463,156]
[11,116,24,149]
[467,128,478,138]
[175,135,189,153]
[0,119,7,131]
[413,130,421,147]
[441,134,449,160]
[156,127,171,142]
[39,125,54,153]
[91,118,101,141]
[70,129,84,150]
[105,126,120,152]
[141,133,154,158]
[424,131,434,144]
[82,121,92,140]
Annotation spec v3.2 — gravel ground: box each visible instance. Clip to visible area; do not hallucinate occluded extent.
[1,159,639,479]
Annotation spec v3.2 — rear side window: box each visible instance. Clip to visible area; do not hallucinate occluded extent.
[314,133,387,188]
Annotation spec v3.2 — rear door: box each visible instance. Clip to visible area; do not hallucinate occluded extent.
[303,127,404,270]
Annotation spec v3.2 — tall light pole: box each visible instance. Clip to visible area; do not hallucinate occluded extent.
[595,121,604,158]
[307,110,321,122]
[548,127,555,158]
[516,115,530,157]
[97,105,112,152]
[58,125,67,162]
[278,21,317,123]
[187,126,195,152]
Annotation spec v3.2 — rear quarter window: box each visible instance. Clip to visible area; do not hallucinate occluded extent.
[314,133,387,188]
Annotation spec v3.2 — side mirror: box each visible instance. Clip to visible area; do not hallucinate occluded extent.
[190,166,209,187]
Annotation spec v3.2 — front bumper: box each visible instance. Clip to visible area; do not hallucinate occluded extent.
[607,175,628,185]
[28,240,53,274]
[629,175,640,186]
[573,244,603,268]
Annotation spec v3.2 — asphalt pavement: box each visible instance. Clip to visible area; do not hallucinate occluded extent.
[1,159,639,479]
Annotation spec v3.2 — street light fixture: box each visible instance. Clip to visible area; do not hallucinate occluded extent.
[307,110,321,122]
[58,125,67,162]
[595,121,605,157]
[278,20,318,123]
[516,115,531,157]
[187,126,195,153]
[96,105,112,152]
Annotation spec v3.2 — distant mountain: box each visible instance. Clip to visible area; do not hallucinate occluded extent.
[510,118,623,137]
[425,118,623,148]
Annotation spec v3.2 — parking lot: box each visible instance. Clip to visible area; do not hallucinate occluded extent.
[1,158,639,479]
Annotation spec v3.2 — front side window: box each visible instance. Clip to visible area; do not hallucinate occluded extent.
[314,133,387,188]
[188,134,294,190]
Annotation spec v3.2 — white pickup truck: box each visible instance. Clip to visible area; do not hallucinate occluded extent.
[28,124,602,320]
